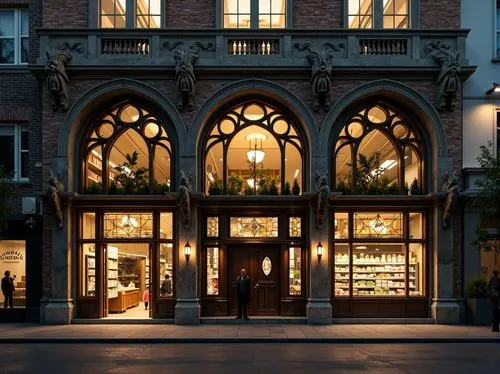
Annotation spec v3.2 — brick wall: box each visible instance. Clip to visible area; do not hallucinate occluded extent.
[42,0,87,28]
[166,0,215,28]
[420,0,460,29]
[293,0,342,28]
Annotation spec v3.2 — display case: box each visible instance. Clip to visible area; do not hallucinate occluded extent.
[107,246,119,299]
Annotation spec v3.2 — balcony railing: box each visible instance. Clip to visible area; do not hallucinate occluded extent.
[36,29,469,69]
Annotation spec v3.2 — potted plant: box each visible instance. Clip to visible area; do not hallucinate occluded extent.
[466,274,492,325]
[208,178,223,195]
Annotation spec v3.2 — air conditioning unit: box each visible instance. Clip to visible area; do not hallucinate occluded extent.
[22,196,41,215]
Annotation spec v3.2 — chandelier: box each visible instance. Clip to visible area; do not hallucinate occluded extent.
[246,133,266,163]
[369,214,386,235]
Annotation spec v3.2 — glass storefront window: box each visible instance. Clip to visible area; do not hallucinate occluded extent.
[352,243,406,296]
[288,247,301,295]
[334,244,349,296]
[409,212,423,239]
[353,212,403,239]
[230,217,278,237]
[207,247,219,295]
[159,212,173,239]
[82,212,96,239]
[207,217,219,237]
[0,240,26,308]
[159,243,173,297]
[81,243,96,296]
[334,212,349,239]
[104,212,153,238]
[289,217,301,238]
[409,243,424,296]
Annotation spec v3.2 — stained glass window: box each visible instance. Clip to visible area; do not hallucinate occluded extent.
[353,212,403,239]
[289,217,301,237]
[230,217,278,237]
[103,213,153,238]
[207,217,219,237]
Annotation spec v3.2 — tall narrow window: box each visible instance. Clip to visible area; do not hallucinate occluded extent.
[0,124,29,181]
[497,1,500,57]
[497,111,500,154]
[136,0,161,28]
[224,0,251,28]
[383,0,409,29]
[207,247,219,295]
[348,0,373,29]
[223,0,287,28]
[0,9,28,64]
[100,0,127,28]
[288,247,301,295]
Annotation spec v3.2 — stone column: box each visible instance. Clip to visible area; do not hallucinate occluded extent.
[43,157,74,324]
[430,196,463,324]
[306,197,332,324]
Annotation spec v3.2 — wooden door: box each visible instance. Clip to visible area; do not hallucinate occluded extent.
[229,245,280,316]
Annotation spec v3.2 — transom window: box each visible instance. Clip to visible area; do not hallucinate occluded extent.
[82,101,172,194]
[334,104,423,195]
[204,101,303,196]
[223,0,287,28]
[347,0,410,29]
[100,0,162,28]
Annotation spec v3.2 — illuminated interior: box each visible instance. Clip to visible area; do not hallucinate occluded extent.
[223,0,286,28]
[100,0,161,28]
[348,0,409,29]
[335,104,422,194]
[205,102,303,195]
[100,0,127,28]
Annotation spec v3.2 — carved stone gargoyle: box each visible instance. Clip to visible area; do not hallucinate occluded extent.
[424,41,461,112]
[442,170,459,229]
[178,169,193,229]
[171,42,214,112]
[45,50,72,111]
[295,42,344,112]
[315,171,330,229]
[47,170,64,229]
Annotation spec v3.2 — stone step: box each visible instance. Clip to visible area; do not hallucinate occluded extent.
[201,317,308,324]
[73,318,174,324]
[332,317,434,324]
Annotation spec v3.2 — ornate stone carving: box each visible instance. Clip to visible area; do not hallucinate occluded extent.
[55,42,85,54]
[315,171,330,229]
[45,50,72,111]
[178,169,193,229]
[424,41,461,112]
[295,42,344,112]
[171,42,214,112]
[47,170,64,229]
[442,170,459,229]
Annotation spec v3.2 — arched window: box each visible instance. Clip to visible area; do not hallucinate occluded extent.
[334,104,423,195]
[82,101,172,194]
[204,101,303,195]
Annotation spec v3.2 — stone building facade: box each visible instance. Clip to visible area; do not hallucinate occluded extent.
[0,0,476,324]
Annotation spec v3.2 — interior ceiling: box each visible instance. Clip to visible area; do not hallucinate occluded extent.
[109,243,149,257]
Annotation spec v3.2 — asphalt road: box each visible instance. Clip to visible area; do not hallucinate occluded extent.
[0,343,499,373]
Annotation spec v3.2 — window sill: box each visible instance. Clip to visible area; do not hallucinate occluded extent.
[0,64,30,73]
[492,58,500,63]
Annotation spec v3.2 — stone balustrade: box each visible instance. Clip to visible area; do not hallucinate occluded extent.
[359,39,407,56]
[228,39,280,56]
[101,38,150,55]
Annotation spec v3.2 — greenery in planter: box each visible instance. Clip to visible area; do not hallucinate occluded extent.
[152,180,170,194]
[227,174,244,195]
[268,179,279,195]
[208,178,223,195]
[466,275,491,299]
[85,181,101,194]
[112,151,149,194]
[409,178,422,195]
[283,181,291,195]
[473,142,500,254]
[243,185,255,195]
[292,178,300,195]
[0,167,16,232]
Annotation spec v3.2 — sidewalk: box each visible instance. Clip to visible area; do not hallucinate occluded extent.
[0,323,498,343]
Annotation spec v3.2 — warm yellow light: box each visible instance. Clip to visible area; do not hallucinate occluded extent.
[317,242,324,260]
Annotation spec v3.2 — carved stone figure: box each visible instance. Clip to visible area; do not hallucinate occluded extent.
[295,42,344,112]
[178,170,192,229]
[45,50,72,111]
[47,170,64,229]
[442,170,459,229]
[169,41,214,112]
[315,171,330,229]
[424,41,461,112]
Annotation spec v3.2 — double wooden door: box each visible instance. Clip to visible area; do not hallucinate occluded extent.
[229,245,280,316]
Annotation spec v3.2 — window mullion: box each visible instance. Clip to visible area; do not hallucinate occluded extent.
[373,0,383,29]
[251,0,259,28]
[15,10,20,65]
[126,0,135,28]
[15,125,21,181]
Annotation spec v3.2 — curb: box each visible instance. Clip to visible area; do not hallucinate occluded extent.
[0,337,498,344]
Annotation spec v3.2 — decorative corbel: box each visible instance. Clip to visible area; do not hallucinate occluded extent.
[178,169,193,229]
[424,41,461,112]
[442,170,460,229]
[294,42,344,112]
[47,170,64,229]
[168,42,215,112]
[315,171,330,229]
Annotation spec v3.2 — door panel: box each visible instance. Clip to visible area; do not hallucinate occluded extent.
[228,245,280,316]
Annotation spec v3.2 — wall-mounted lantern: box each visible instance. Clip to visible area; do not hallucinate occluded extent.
[317,241,323,261]
[184,241,192,262]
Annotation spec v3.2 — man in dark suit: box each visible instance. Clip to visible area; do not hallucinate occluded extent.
[236,268,251,320]
[1,270,15,309]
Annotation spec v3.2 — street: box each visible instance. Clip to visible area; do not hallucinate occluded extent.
[0,343,498,373]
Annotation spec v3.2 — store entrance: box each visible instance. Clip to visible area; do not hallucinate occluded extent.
[228,245,280,316]
[103,243,151,319]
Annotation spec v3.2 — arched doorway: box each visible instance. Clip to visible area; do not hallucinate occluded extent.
[200,98,309,318]
[75,100,177,319]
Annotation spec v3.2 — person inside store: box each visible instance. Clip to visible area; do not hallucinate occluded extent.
[488,270,500,332]
[1,270,15,309]
[143,286,150,310]
[160,274,172,297]
[236,268,251,320]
